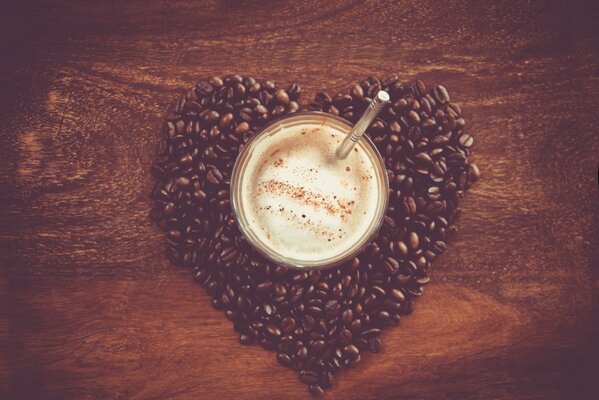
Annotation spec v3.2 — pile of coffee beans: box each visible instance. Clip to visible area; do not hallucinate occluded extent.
[150,74,478,395]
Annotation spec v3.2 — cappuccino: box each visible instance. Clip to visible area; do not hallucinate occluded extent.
[233,114,387,267]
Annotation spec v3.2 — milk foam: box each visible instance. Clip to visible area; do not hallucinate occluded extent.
[240,121,380,263]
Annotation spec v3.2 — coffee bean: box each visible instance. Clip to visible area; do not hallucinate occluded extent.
[343,344,360,360]
[315,92,333,107]
[275,89,290,105]
[205,168,221,184]
[342,309,354,325]
[277,353,292,367]
[224,74,243,85]
[310,340,326,354]
[218,113,233,130]
[288,101,300,113]
[319,371,333,389]
[309,384,324,396]
[163,202,176,216]
[271,104,286,117]
[196,80,214,97]
[350,84,364,99]
[384,257,400,275]
[397,241,409,257]
[325,299,340,314]
[204,110,220,124]
[239,334,254,345]
[302,315,315,331]
[447,152,467,167]
[409,232,420,250]
[433,85,450,104]
[415,152,433,165]
[177,176,191,187]
[266,324,281,338]
[408,110,420,125]
[209,76,223,87]
[287,83,301,100]
[307,306,323,316]
[297,345,309,361]
[255,104,268,116]
[391,288,406,303]
[369,337,382,353]
[469,163,481,182]
[235,122,250,135]
[339,329,353,345]
[278,317,295,334]
[458,133,474,148]
[299,369,319,385]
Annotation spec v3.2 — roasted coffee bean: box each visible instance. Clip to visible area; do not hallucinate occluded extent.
[325,299,340,314]
[350,84,364,99]
[343,344,360,360]
[391,288,406,303]
[369,337,382,353]
[239,334,254,345]
[266,324,282,338]
[342,309,353,324]
[209,76,223,88]
[287,83,301,100]
[315,92,332,107]
[397,241,409,257]
[206,168,223,184]
[224,74,243,85]
[458,133,474,148]
[275,89,290,105]
[415,152,433,165]
[151,75,477,395]
[433,85,450,104]
[408,110,420,125]
[277,353,292,367]
[301,314,316,330]
[219,113,234,129]
[384,257,400,275]
[234,122,250,135]
[271,104,286,117]
[409,232,420,250]
[297,345,309,360]
[310,340,326,354]
[196,80,214,96]
[255,279,272,292]
[177,176,191,187]
[309,384,325,396]
[299,369,319,385]
[469,163,481,182]
[339,329,353,345]
[288,101,300,113]
[255,104,268,116]
[319,371,334,389]
[204,110,220,124]
[263,80,276,91]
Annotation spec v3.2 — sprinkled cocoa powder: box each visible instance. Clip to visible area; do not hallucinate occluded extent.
[258,179,354,222]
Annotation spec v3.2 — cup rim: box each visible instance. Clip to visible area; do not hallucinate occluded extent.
[230,111,389,270]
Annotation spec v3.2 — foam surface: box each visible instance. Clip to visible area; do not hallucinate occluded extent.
[240,121,380,262]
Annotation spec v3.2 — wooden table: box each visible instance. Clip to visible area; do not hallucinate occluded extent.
[1,1,598,399]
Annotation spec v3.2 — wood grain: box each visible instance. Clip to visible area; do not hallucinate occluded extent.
[1,0,598,399]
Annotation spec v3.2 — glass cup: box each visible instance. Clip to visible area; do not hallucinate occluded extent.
[230,111,389,270]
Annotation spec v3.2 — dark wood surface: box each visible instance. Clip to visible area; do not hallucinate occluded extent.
[1,1,598,399]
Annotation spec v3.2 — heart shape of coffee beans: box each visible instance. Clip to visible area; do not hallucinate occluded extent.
[150,74,479,395]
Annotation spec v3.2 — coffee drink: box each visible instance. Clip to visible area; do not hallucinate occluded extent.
[232,113,388,267]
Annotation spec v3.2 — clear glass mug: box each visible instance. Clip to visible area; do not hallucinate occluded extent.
[230,112,389,270]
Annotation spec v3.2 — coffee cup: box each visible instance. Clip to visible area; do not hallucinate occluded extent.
[230,112,389,269]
